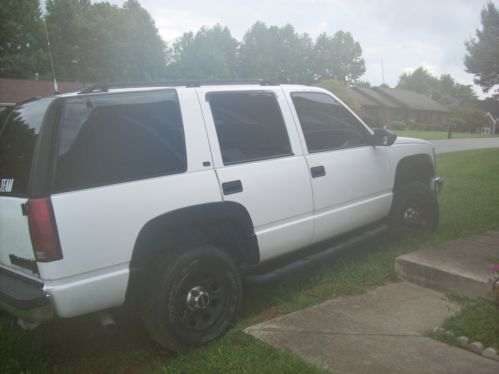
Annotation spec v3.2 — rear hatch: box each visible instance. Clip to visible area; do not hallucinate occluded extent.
[0,98,54,277]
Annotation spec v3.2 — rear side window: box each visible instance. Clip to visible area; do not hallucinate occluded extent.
[0,98,54,196]
[208,91,292,165]
[291,92,368,153]
[55,90,186,192]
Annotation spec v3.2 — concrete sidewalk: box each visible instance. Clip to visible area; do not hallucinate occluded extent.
[431,138,499,154]
[246,282,499,373]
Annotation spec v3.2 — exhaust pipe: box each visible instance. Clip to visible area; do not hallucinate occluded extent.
[98,312,116,330]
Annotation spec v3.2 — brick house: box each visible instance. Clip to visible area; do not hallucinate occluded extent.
[0,78,89,110]
[348,86,449,128]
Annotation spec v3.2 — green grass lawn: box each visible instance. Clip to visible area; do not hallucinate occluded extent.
[2,148,499,373]
[429,298,499,351]
[394,129,499,140]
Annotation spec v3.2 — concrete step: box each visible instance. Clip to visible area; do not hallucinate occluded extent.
[395,231,499,301]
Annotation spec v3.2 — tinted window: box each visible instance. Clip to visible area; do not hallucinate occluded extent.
[55,90,186,192]
[0,98,54,196]
[208,91,292,165]
[292,92,368,152]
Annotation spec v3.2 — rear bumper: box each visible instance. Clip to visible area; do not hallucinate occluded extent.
[432,176,444,193]
[0,268,53,322]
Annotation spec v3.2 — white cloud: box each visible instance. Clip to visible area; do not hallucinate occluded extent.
[151,8,217,43]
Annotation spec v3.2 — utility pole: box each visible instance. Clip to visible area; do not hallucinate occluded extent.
[43,18,59,94]
[381,60,385,86]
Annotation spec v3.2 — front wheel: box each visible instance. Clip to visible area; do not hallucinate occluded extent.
[141,245,241,352]
[389,181,439,235]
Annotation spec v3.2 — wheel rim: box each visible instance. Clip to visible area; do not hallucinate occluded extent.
[402,198,429,230]
[172,260,228,334]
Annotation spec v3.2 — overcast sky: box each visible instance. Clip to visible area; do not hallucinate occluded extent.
[43,0,493,96]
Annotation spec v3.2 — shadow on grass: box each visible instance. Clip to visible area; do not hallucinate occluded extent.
[0,309,172,373]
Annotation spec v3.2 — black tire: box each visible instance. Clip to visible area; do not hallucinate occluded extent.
[389,181,439,235]
[141,245,241,352]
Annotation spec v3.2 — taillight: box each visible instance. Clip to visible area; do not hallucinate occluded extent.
[27,198,63,262]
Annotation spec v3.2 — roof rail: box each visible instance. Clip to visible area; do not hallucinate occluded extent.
[78,79,277,94]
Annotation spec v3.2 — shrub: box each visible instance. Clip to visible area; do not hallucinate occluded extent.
[408,122,446,131]
[449,106,490,133]
[391,121,407,130]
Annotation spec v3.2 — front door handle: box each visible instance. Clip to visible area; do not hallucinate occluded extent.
[222,180,243,195]
[310,165,326,178]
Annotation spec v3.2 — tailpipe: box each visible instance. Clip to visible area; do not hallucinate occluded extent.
[98,312,116,331]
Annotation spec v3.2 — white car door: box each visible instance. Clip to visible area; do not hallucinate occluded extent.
[197,86,314,262]
[285,88,393,243]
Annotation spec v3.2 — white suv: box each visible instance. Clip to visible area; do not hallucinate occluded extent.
[0,81,442,351]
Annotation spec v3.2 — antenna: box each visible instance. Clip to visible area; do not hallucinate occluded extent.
[43,18,59,94]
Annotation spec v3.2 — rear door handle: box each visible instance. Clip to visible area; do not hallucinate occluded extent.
[222,180,243,195]
[310,165,326,178]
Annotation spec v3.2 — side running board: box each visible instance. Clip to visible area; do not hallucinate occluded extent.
[243,224,388,284]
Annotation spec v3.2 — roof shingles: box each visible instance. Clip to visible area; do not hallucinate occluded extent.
[348,86,449,113]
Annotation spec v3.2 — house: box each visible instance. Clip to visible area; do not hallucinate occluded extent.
[348,86,449,128]
[0,78,89,110]
[476,99,499,134]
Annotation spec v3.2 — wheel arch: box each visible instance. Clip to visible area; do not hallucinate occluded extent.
[125,201,258,305]
[393,154,435,193]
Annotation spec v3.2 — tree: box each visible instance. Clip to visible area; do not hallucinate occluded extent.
[168,24,238,79]
[315,79,361,113]
[449,105,490,133]
[45,0,90,80]
[464,2,499,96]
[354,80,371,88]
[237,22,313,83]
[438,74,476,104]
[312,31,365,83]
[397,67,476,104]
[45,0,167,82]
[397,67,439,96]
[0,0,49,78]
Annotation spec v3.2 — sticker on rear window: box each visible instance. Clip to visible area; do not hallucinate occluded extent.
[0,178,14,193]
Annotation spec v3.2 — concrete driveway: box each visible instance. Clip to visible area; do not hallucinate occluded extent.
[431,138,499,154]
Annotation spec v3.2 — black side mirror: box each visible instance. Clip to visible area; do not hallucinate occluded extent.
[369,128,397,146]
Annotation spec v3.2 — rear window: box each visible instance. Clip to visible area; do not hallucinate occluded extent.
[54,90,187,192]
[0,98,54,196]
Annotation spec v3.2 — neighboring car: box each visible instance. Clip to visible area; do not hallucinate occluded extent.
[0,81,443,351]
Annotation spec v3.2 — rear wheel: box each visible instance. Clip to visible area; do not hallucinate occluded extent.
[141,245,241,352]
[389,181,439,235]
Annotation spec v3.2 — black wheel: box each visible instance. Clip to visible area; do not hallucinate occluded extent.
[389,181,439,234]
[141,245,241,352]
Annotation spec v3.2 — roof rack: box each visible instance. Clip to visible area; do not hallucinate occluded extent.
[78,79,277,94]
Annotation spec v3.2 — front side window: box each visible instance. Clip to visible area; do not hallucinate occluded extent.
[208,91,292,165]
[0,98,54,196]
[291,92,368,153]
[54,90,186,192]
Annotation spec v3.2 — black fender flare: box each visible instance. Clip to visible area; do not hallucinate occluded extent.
[393,154,435,193]
[125,201,258,305]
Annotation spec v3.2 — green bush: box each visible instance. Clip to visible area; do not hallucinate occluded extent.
[408,122,446,131]
[449,106,489,133]
[391,121,407,130]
